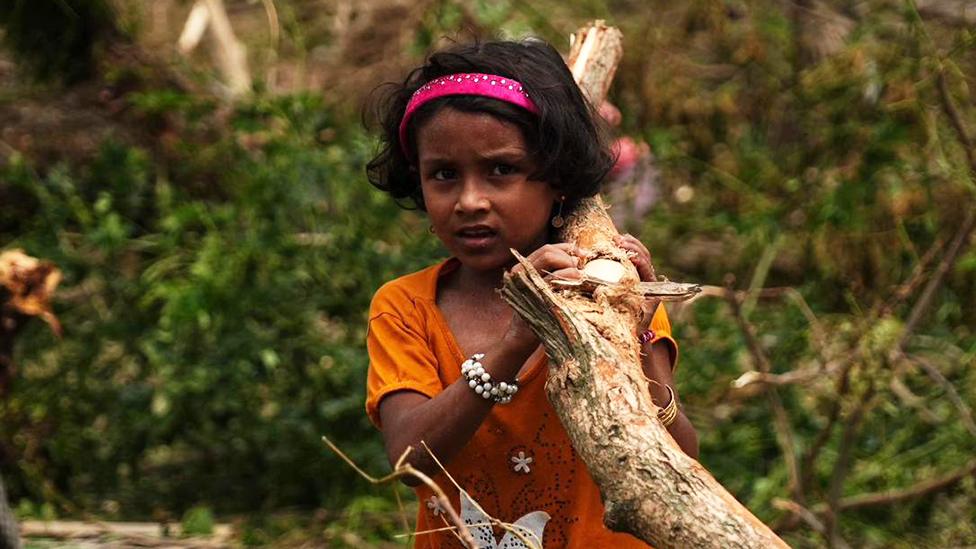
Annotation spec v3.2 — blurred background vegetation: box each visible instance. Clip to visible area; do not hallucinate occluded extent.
[0,0,974,547]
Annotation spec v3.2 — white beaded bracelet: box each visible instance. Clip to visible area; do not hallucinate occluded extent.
[461,353,518,404]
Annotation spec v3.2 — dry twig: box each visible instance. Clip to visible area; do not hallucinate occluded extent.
[815,458,976,513]
[823,382,877,548]
[909,354,976,439]
[321,435,476,548]
[723,278,805,508]
[897,209,976,353]
[772,500,852,549]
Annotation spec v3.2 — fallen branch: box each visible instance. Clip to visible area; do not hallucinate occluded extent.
[495,21,788,547]
[879,236,946,318]
[823,382,877,547]
[908,354,976,439]
[502,251,788,548]
[772,500,852,549]
[321,436,475,548]
[20,520,232,547]
[816,458,976,513]
[799,356,855,497]
[897,208,976,353]
[888,366,940,424]
[936,67,975,170]
[724,277,805,509]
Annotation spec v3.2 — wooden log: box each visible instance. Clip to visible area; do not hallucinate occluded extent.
[20,520,233,546]
[499,21,789,548]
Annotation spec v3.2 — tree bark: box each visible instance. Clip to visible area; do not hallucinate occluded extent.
[499,21,789,548]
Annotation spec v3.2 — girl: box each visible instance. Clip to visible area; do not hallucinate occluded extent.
[364,39,697,548]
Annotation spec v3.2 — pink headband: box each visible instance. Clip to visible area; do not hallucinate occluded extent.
[398,73,540,158]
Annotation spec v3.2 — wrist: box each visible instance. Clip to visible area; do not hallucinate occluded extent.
[656,385,679,427]
[461,353,519,404]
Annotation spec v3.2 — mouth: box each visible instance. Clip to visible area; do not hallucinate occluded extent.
[455,225,499,249]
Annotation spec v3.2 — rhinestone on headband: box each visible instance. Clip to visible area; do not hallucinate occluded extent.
[398,72,539,158]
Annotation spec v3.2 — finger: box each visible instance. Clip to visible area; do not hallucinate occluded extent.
[548,242,581,257]
[547,267,583,280]
[528,243,578,261]
[530,245,581,274]
[614,234,655,281]
[613,236,642,260]
[635,255,655,282]
[615,240,654,281]
[615,234,651,261]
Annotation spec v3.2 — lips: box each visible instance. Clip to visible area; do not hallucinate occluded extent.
[455,225,498,249]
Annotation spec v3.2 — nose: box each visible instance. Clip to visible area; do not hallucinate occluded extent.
[454,175,490,215]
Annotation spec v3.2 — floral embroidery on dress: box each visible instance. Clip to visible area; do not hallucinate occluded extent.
[511,451,533,474]
[461,489,550,549]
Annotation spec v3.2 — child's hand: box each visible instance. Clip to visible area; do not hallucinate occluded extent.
[509,243,582,282]
[506,243,582,348]
[614,234,662,332]
[613,234,656,282]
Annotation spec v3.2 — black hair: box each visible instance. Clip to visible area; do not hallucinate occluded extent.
[364,39,615,212]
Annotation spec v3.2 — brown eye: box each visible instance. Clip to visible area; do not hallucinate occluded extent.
[492,164,516,176]
[432,169,457,181]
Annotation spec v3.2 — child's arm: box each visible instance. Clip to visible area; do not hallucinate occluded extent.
[378,331,537,485]
[642,338,699,459]
[615,233,699,458]
[378,243,581,484]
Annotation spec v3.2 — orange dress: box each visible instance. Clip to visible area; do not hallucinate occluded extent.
[366,259,677,548]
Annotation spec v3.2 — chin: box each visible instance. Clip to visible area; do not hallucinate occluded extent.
[455,249,516,273]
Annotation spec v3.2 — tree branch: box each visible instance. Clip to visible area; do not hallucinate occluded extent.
[321,436,475,548]
[897,208,976,353]
[724,277,805,507]
[823,382,877,548]
[820,458,976,512]
[909,354,976,439]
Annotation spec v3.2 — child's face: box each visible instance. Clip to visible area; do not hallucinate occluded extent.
[416,107,558,274]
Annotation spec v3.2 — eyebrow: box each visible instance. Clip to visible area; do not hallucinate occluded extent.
[478,148,529,160]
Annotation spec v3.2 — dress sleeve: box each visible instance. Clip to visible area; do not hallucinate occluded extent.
[365,300,443,429]
[649,304,679,371]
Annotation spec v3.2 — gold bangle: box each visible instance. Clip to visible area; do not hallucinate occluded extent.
[656,385,679,427]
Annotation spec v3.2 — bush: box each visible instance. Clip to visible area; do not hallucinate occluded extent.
[0,92,442,518]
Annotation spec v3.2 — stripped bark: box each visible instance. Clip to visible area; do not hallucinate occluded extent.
[499,21,788,549]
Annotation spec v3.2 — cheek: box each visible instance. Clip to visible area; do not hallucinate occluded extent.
[420,184,452,220]
[507,189,558,228]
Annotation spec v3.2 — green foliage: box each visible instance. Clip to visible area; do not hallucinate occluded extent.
[181,505,215,536]
[1,91,442,522]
